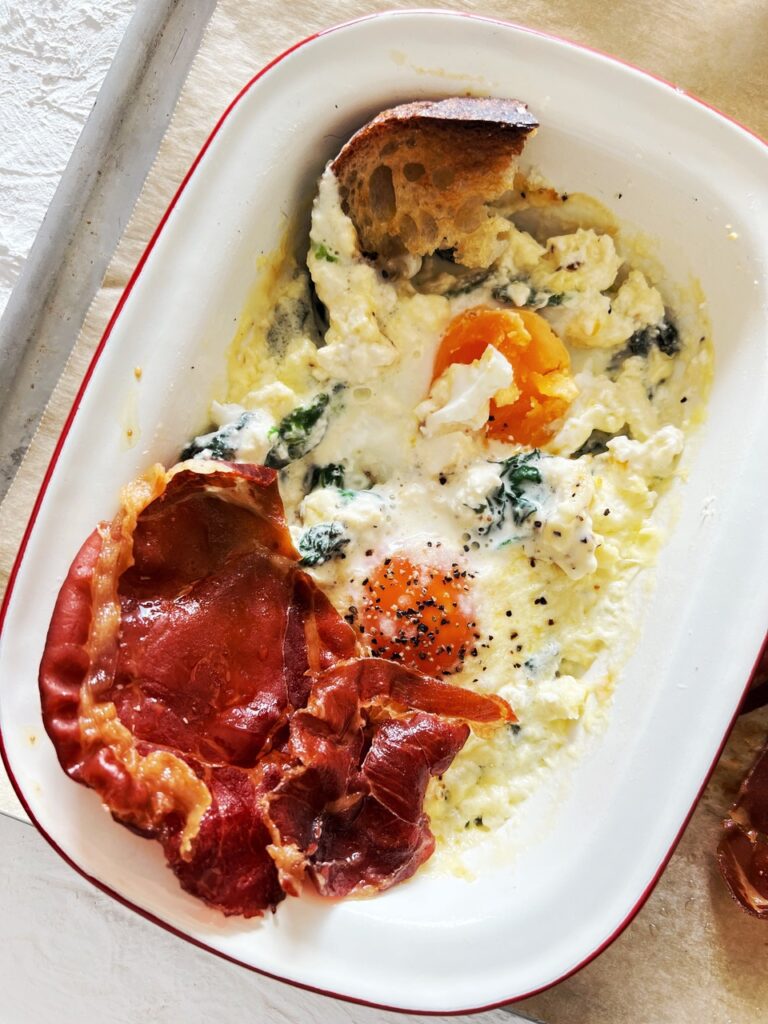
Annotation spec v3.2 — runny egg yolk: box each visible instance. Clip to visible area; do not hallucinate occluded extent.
[359,555,477,677]
[433,307,577,447]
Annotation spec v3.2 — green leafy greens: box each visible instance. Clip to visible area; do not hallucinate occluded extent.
[441,270,491,297]
[308,462,346,491]
[313,243,338,263]
[569,426,631,459]
[180,412,252,462]
[608,318,680,374]
[265,393,330,469]
[475,450,542,535]
[298,522,349,567]
[492,281,565,310]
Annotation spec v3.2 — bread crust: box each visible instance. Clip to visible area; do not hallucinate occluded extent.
[332,97,538,271]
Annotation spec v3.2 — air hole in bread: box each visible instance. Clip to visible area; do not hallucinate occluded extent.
[380,141,399,157]
[455,198,484,232]
[382,233,405,257]
[369,165,397,220]
[403,162,426,182]
[399,214,418,244]
[420,213,438,245]
[432,167,456,190]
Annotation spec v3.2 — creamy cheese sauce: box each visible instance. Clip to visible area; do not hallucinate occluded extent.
[184,164,712,869]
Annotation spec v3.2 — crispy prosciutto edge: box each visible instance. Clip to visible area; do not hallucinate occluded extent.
[39,460,515,917]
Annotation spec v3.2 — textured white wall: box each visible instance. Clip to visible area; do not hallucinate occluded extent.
[0,0,135,315]
[0,7,526,1020]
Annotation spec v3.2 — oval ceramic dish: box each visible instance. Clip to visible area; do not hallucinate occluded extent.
[1,11,767,1014]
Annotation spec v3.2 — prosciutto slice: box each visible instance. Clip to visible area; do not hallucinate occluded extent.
[717,649,768,918]
[264,659,511,897]
[40,461,514,916]
[718,759,768,917]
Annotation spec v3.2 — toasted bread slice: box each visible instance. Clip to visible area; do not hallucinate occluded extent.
[332,97,538,273]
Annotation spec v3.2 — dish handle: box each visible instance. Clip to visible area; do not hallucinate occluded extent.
[739,640,768,714]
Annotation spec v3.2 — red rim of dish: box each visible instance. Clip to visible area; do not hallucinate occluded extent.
[1,10,766,1016]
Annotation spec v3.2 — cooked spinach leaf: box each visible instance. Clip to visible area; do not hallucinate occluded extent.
[475,450,542,534]
[608,318,680,374]
[266,295,313,356]
[308,462,346,491]
[412,248,489,297]
[265,394,330,469]
[180,412,251,462]
[313,243,338,263]
[535,290,565,308]
[491,282,521,305]
[532,291,564,308]
[298,522,349,566]
[569,426,631,459]
[492,281,564,309]
[442,271,491,297]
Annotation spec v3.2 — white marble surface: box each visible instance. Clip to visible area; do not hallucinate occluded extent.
[0,0,216,498]
[0,0,135,315]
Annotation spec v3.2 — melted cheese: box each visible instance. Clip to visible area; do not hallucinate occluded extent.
[530,228,621,294]
[607,425,684,476]
[522,457,599,580]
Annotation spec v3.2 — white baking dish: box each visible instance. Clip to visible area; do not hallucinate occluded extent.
[1,11,767,1014]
